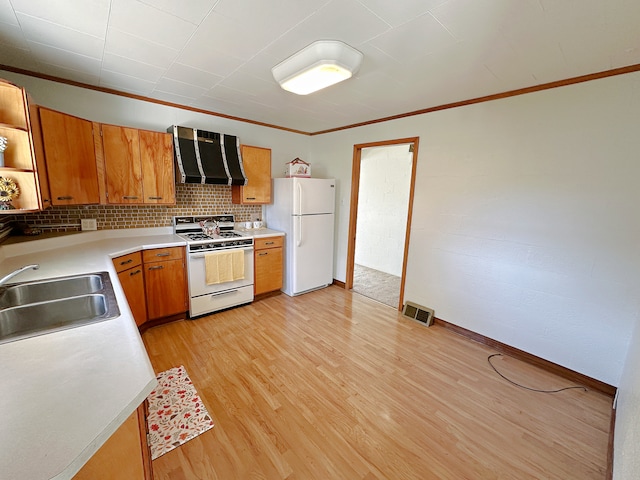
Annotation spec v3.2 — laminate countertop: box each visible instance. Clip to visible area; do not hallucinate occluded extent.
[0,227,186,480]
[233,226,285,238]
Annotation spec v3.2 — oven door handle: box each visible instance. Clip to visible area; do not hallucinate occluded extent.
[189,248,253,259]
[210,289,239,297]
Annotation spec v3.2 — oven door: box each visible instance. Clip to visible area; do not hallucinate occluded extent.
[187,246,254,317]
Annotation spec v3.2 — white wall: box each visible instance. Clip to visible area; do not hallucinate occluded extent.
[614,315,640,479]
[309,72,640,387]
[355,145,412,276]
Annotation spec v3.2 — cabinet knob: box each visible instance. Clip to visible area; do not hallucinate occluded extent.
[148,196,163,200]
[120,259,133,265]
[148,265,164,270]
[258,252,268,256]
[130,269,142,276]
[155,252,170,257]
[123,196,139,200]
[57,196,73,200]
[264,241,274,245]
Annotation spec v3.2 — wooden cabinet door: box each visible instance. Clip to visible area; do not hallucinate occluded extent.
[144,258,187,320]
[102,125,143,204]
[139,130,175,204]
[232,145,271,204]
[117,266,147,327]
[73,404,152,480]
[253,237,283,295]
[39,107,100,205]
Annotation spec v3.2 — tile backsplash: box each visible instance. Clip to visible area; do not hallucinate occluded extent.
[3,184,263,232]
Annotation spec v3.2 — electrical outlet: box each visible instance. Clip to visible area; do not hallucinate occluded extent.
[81,219,97,231]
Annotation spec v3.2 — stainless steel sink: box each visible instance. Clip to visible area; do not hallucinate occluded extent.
[0,272,120,345]
[0,274,103,308]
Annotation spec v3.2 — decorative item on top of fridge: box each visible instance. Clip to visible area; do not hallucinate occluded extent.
[285,158,311,178]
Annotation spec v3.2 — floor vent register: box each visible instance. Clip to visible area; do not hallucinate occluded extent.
[402,301,435,326]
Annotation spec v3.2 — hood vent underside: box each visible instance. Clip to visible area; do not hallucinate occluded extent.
[170,126,247,186]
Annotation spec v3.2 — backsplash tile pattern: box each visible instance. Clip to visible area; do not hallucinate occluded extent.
[3,184,263,232]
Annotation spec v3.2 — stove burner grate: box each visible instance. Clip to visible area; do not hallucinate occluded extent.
[183,231,243,241]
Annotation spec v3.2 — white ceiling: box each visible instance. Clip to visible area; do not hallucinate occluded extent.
[0,0,639,133]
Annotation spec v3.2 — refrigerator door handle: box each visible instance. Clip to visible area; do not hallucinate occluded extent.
[297,181,303,214]
[297,215,302,246]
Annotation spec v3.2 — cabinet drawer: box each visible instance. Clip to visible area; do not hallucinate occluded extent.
[255,236,283,250]
[190,285,254,317]
[143,247,184,263]
[113,251,143,273]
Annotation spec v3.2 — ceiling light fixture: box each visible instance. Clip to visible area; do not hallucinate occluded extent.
[272,40,364,95]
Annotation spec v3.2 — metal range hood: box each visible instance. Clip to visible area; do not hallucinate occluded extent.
[170,126,247,185]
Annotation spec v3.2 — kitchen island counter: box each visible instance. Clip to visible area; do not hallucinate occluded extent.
[0,227,185,480]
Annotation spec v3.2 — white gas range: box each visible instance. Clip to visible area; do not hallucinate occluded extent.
[174,215,254,318]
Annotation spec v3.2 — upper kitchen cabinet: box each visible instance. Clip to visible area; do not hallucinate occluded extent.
[102,125,143,204]
[39,107,101,205]
[139,129,175,204]
[232,145,271,204]
[0,79,50,212]
[101,125,175,205]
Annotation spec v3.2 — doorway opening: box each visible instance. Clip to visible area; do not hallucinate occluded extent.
[346,137,418,310]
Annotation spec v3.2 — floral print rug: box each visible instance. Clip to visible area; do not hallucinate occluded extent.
[147,365,214,460]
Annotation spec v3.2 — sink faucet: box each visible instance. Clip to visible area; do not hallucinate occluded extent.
[0,264,40,286]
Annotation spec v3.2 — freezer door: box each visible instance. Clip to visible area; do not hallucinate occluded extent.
[292,178,335,215]
[291,213,334,295]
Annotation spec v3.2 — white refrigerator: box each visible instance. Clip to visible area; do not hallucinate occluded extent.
[265,178,335,296]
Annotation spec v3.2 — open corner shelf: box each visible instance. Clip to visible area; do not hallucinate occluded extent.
[0,167,33,174]
[0,123,28,132]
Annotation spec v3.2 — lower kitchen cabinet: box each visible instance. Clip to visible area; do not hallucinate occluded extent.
[143,247,187,320]
[73,403,153,480]
[254,236,283,295]
[114,252,147,327]
[113,247,187,327]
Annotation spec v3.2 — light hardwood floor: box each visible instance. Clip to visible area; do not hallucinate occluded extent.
[142,286,612,480]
